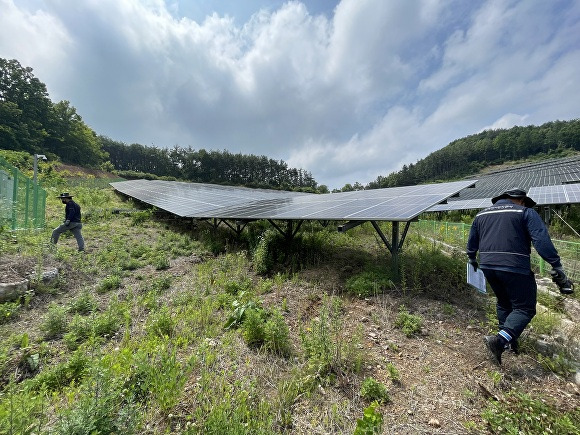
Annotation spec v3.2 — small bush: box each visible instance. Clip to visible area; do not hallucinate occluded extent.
[131,209,153,226]
[68,291,97,315]
[360,377,390,403]
[30,351,90,392]
[263,310,292,357]
[145,306,176,338]
[41,303,68,339]
[394,306,423,337]
[346,269,394,298]
[242,308,266,347]
[354,402,383,435]
[97,275,121,293]
[386,362,400,381]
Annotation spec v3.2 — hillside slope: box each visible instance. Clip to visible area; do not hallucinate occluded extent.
[1,178,579,433]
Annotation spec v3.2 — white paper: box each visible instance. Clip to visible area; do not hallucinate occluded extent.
[467,263,486,293]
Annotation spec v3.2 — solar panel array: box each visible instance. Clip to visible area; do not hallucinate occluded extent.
[428,155,580,211]
[458,155,580,200]
[528,183,580,206]
[111,179,476,222]
[428,197,493,212]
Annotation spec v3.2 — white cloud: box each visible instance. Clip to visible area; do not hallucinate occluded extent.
[1,0,578,189]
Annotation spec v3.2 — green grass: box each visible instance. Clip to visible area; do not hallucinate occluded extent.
[0,178,577,434]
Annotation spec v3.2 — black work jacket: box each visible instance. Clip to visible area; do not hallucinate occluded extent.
[466,199,561,275]
[65,200,82,223]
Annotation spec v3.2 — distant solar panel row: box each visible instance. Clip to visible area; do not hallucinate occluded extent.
[428,182,580,212]
[528,183,580,206]
[111,179,476,222]
[447,156,580,202]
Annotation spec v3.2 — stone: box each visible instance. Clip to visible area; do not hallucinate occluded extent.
[0,279,29,302]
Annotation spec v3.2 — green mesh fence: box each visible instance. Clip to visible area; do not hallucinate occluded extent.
[415,219,580,282]
[0,156,46,230]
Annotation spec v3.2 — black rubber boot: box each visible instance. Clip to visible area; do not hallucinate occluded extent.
[484,335,505,365]
[509,339,519,354]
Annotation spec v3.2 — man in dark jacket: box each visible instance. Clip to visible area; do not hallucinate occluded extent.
[466,188,572,365]
[51,192,84,252]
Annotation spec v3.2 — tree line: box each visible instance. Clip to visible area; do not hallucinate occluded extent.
[0,58,319,191]
[366,119,580,189]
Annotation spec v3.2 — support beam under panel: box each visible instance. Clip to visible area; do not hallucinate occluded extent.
[267,219,304,241]
[337,220,366,233]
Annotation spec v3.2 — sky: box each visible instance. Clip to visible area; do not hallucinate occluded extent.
[1,0,579,189]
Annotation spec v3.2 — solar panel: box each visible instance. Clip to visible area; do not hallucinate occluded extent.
[456,155,580,200]
[110,179,308,217]
[111,179,476,222]
[528,183,580,205]
[428,197,493,212]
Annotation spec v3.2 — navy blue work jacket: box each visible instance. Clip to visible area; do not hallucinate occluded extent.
[466,199,562,275]
[65,200,82,223]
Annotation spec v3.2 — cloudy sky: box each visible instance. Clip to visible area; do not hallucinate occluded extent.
[1,0,579,189]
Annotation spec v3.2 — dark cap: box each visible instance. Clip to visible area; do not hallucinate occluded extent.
[491,188,536,208]
[56,192,73,199]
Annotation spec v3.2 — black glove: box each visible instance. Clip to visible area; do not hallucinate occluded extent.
[468,258,478,272]
[64,219,70,226]
[550,267,574,294]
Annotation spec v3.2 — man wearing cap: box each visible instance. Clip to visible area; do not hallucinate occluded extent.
[51,192,84,252]
[466,188,571,365]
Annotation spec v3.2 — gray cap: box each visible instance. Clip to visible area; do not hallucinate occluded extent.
[491,188,536,208]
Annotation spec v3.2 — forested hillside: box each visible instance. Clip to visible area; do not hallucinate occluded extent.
[0,58,317,191]
[367,119,580,189]
[2,57,579,192]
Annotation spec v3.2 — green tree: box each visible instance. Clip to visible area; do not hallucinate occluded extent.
[0,58,52,152]
[45,100,107,166]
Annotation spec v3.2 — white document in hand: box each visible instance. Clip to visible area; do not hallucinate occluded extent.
[466,263,486,293]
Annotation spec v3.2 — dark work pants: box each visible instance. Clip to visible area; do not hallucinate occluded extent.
[481,268,537,340]
[51,222,85,251]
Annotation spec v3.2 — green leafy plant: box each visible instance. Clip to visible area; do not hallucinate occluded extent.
[394,305,423,337]
[41,302,68,339]
[386,362,400,381]
[537,352,575,376]
[0,301,21,325]
[482,391,579,434]
[354,401,383,434]
[360,377,390,403]
[241,308,266,347]
[68,291,97,315]
[97,274,121,293]
[224,299,260,329]
[300,296,364,378]
[263,310,292,357]
[346,268,394,298]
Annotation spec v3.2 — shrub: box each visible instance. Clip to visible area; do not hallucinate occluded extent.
[263,310,292,357]
[145,306,176,338]
[30,351,90,392]
[41,303,68,339]
[241,308,266,347]
[360,377,390,403]
[68,291,97,315]
[97,275,121,293]
[394,305,423,337]
[300,296,364,378]
[354,402,383,435]
[346,269,395,298]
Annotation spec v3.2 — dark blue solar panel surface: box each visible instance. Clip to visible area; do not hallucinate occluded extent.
[111,179,476,221]
[429,156,580,211]
[454,155,580,200]
[528,183,580,205]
